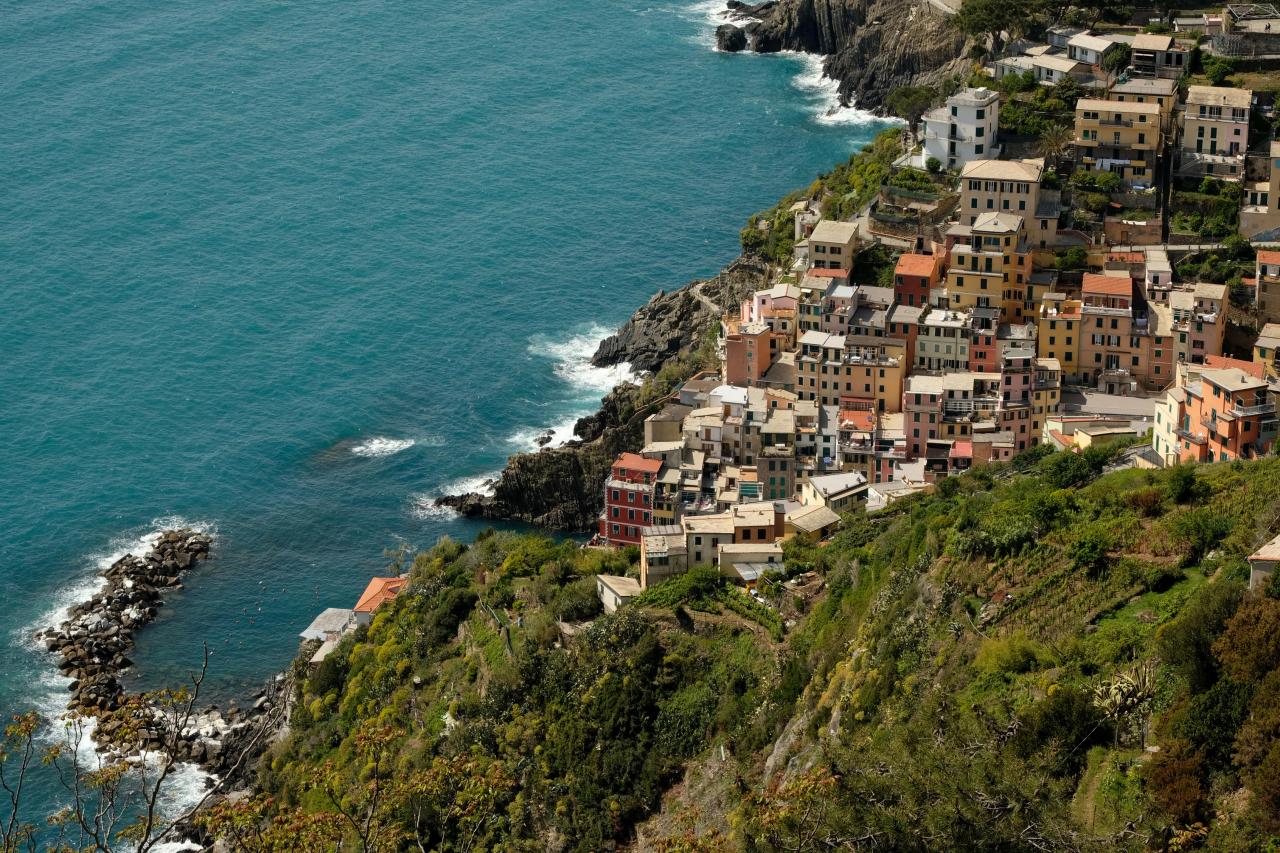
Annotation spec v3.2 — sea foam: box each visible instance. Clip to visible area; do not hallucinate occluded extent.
[350,436,416,458]
[534,323,637,397]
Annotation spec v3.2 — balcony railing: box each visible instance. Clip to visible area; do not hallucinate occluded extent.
[1176,428,1207,444]
[1232,401,1277,417]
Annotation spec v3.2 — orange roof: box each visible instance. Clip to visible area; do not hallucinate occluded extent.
[838,408,877,432]
[354,576,408,613]
[615,452,662,473]
[1243,277,1257,287]
[1204,355,1264,378]
[949,440,973,458]
[1258,251,1280,266]
[1107,252,1145,265]
[807,268,849,278]
[894,253,940,279]
[1082,273,1133,297]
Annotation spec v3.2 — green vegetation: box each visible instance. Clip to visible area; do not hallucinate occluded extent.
[199,452,1280,850]
[1000,79,1084,138]
[1174,232,1255,285]
[740,128,904,263]
[1171,178,1244,241]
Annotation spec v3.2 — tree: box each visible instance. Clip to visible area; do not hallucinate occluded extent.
[955,0,1027,57]
[1102,45,1131,77]
[1213,595,1280,684]
[886,86,937,143]
[1204,55,1235,86]
[1035,123,1074,171]
[926,156,942,174]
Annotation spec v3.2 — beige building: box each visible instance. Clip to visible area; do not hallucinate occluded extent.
[1075,98,1163,187]
[958,158,1060,248]
[1129,33,1189,79]
[1107,77,1178,134]
[807,220,859,270]
[1241,140,1280,238]
[1181,85,1252,181]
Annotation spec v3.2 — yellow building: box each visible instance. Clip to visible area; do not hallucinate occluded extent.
[1037,294,1082,382]
[1032,357,1062,440]
[1074,98,1162,187]
[795,331,906,412]
[1255,323,1280,379]
[944,212,1030,323]
[807,220,859,270]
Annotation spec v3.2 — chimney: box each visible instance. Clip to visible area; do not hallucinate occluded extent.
[773,501,787,539]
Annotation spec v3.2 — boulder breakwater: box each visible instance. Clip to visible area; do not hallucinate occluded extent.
[32,529,287,780]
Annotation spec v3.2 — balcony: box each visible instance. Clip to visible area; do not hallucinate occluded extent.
[1232,401,1277,417]
[1176,427,1207,444]
[1098,117,1134,128]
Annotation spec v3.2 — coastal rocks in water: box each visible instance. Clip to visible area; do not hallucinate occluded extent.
[439,256,771,531]
[591,254,769,373]
[534,429,555,447]
[726,0,778,18]
[744,0,971,113]
[716,24,748,52]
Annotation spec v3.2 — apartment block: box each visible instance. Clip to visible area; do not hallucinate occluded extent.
[1075,98,1162,187]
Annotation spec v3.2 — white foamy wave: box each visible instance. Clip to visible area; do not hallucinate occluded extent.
[23,517,217,645]
[787,52,903,129]
[409,472,501,521]
[681,0,748,48]
[531,324,637,397]
[350,437,416,458]
[508,414,582,452]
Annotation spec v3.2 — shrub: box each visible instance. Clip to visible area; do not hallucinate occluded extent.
[926,156,942,173]
[974,633,1049,675]
[1144,739,1207,825]
[1156,578,1245,692]
[1069,526,1112,575]
[1125,487,1165,518]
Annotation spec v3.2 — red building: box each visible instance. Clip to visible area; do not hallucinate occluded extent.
[893,253,943,308]
[599,453,663,546]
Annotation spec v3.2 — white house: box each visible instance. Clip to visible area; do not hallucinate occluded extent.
[1249,533,1280,591]
[1067,32,1120,66]
[596,574,642,613]
[1032,54,1086,86]
[801,471,869,514]
[922,87,1000,171]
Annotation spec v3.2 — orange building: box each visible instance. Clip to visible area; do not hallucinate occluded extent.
[1173,366,1277,462]
[893,253,944,308]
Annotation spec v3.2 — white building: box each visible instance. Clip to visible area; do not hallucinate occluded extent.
[922,88,1000,172]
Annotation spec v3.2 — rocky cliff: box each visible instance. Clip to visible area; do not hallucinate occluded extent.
[721,0,973,113]
[437,255,771,531]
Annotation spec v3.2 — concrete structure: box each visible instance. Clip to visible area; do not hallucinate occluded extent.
[300,608,355,642]
[1129,34,1189,79]
[922,87,1000,172]
[1249,532,1280,591]
[639,525,689,589]
[958,158,1060,248]
[1033,54,1087,86]
[597,574,641,613]
[1075,98,1162,187]
[808,220,859,270]
[1257,250,1280,323]
[801,471,868,514]
[1107,77,1178,134]
[1181,86,1252,181]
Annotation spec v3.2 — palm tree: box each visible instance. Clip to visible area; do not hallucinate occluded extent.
[1036,123,1074,173]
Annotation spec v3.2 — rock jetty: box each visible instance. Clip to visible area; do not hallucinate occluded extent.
[37,529,213,717]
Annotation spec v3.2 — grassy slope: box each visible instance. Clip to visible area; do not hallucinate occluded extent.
[253,449,1280,851]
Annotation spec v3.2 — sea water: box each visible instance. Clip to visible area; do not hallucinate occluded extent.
[0,0,894,826]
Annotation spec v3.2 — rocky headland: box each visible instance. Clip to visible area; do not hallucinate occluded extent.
[714,0,972,113]
[34,530,287,782]
[437,254,770,530]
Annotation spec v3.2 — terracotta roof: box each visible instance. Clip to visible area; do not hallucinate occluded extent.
[838,408,877,432]
[615,452,662,473]
[1258,251,1280,266]
[949,441,973,458]
[1082,273,1133,297]
[354,576,408,613]
[807,268,849,278]
[1107,252,1145,264]
[895,253,940,280]
[1204,355,1264,378]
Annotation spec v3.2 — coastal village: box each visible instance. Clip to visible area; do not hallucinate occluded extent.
[311,5,1280,635]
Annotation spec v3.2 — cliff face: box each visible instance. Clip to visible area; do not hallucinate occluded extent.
[438,255,771,531]
[590,254,770,372]
[738,0,972,113]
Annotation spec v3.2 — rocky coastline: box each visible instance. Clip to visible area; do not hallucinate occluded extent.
[437,254,770,530]
[713,0,972,113]
[33,529,287,787]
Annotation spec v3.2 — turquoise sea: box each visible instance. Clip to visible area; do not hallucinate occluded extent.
[0,0,892,822]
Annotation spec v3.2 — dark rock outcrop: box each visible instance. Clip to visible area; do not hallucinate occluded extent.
[743,0,972,113]
[439,255,771,531]
[716,24,749,52]
[591,254,770,372]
